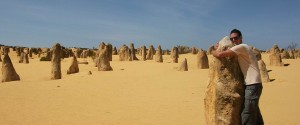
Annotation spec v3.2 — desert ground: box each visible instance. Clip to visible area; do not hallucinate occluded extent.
[0,51,299,125]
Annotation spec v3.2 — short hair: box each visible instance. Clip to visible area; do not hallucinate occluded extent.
[230,29,242,37]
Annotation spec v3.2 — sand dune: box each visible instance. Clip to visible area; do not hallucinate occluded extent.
[0,52,299,125]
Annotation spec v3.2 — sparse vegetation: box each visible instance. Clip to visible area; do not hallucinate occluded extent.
[30,48,41,55]
[287,42,298,51]
[176,45,191,54]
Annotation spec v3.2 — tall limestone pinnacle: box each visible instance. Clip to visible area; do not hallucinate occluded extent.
[204,36,244,125]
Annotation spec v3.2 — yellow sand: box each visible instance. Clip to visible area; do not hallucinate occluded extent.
[0,52,299,125]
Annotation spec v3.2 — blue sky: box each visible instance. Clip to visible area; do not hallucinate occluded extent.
[1,0,299,50]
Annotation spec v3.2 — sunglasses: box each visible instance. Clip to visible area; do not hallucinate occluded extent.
[230,36,240,41]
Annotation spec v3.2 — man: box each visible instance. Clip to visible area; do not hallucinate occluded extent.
[213,29,264,125]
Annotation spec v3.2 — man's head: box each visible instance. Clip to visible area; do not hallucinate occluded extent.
[230,29,242,45]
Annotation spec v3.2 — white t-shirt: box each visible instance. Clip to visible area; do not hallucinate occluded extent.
[230,44,262,85]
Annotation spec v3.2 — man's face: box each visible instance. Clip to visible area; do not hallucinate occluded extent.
[230,33,242,45]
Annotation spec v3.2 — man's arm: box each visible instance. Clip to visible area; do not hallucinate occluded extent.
[212,49,237,58]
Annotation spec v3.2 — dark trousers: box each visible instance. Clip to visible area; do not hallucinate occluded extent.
[241,83,264,125]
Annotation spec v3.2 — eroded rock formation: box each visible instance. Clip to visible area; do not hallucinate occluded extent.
[204,36,244,125]
[51,43,62,80]
[2,54,20,82]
